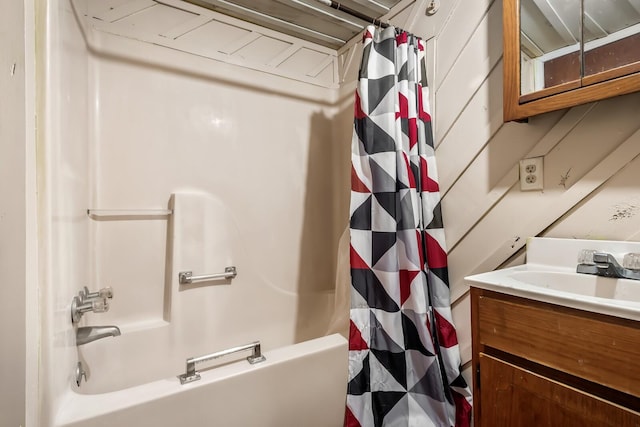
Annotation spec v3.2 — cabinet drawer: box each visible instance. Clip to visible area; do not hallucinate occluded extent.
[479,353,640,427]
[477,292,640,398]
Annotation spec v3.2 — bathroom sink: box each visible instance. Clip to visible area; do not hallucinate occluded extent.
[466,238,640,322]
[508,270,640,304]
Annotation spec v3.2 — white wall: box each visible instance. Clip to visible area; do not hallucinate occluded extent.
[0,2,29,426]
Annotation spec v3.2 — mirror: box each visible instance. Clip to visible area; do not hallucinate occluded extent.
[504,0,640,121]
[582,0,640,85]
[520,0,582,98]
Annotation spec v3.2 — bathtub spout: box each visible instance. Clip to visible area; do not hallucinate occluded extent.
[76,325,121,346]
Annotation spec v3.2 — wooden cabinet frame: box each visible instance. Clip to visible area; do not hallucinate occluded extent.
[503,0,640,122]
[471,287,640,427]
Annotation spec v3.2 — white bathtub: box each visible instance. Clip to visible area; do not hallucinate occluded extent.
[54,334,348,427]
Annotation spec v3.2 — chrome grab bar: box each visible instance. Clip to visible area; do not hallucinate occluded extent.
[178,341,266,385]
[178,266,237,284]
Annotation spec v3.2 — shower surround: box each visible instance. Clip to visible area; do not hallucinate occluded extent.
[38,1,351,425]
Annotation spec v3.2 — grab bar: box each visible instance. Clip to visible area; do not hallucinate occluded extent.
[178,341,266,384]
[178,266,237,284]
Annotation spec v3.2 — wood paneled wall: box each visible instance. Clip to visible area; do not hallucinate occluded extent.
[338,0,640,368]
[431,0,640,366]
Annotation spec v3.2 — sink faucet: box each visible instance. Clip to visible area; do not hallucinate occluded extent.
[76,326,121,346]
[577,251,640,280]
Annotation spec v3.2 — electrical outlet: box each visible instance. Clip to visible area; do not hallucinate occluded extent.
[519,157,544,191]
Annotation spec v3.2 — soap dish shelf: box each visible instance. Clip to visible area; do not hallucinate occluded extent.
[87,209,173,219]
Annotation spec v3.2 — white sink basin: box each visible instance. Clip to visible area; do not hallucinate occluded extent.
[508,270,640,304]
[466,238,640,322]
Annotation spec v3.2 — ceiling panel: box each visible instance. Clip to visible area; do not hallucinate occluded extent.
[182,0,405,48]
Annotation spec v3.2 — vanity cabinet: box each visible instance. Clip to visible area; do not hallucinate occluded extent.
[471,287,640,427]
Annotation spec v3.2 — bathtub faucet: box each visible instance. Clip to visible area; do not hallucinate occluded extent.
[576,250,640,280]
[76,325,121,346]
[71,286,114,323]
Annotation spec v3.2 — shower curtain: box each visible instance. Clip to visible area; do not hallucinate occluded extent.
[346,26,472,427]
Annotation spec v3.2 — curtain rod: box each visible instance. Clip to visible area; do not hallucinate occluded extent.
[313,0,392,29]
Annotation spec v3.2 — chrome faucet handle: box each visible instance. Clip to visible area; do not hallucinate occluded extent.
[577,249,597,265]
[78,286,89,301]
[96,287,113,301]
[79,286,113,303]
[71,296,89,323]
[90,297,110,313]
[578,250,640,281]
[71,294,111,323]
[623,253,640,270]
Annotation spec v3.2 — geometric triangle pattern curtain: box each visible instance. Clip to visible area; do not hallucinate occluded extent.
[346,26,473,427]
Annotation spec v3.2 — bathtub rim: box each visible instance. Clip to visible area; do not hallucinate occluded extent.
[53,333,347,426]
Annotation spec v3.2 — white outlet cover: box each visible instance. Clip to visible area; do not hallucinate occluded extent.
[519,157,544,191]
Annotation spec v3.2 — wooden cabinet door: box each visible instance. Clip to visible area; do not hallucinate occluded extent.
[476,292,640,398]
[479,353,640,427]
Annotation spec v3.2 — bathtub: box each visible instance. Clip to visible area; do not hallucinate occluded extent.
[54,334,348,427]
